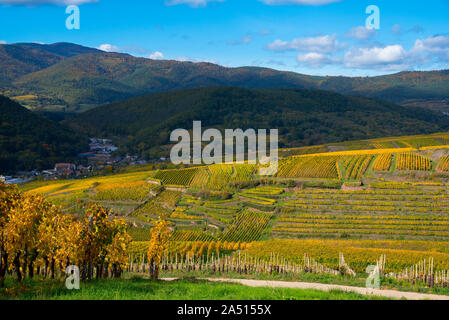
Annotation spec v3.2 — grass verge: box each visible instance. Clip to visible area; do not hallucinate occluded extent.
[0,276,389,300]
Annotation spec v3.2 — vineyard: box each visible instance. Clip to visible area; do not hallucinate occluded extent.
[277,156,341,179]
[395,152,432,171]
[341,155,374,180]
[152,167,198,186]
[207,164,234,189]
[189,166,210,189]
[221,211,272,242]
[373,154,393,171]
[150,164,257,190]
[125,238,449,289]
[278,132,449,157]
[437,156,449,172]
[91,182,161,202]
[14,132,449,293]
[133,190,181,218]
[240,239,449,274]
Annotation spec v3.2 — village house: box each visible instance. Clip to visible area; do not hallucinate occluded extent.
[54,163,76,177]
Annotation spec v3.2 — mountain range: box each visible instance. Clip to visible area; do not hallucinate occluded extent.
[1,42,448,113]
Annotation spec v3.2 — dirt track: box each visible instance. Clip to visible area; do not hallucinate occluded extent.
[201,278,449,300]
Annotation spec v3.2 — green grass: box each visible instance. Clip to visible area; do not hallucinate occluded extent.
[0,276,389,300]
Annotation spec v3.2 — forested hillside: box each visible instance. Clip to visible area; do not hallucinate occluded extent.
[66,87,449,158]
[0,95,88,173]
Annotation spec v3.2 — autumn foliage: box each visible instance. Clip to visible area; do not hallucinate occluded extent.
[0,182,131,286]
[147,217,172,280]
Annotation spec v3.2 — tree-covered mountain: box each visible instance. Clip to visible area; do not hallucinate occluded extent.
[0,42,100,83]
[1,43,448,113]
[0,95,88,174]
[318,70,449,110]
[66,87,449,159]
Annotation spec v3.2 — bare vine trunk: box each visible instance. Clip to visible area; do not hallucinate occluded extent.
[13,253,22,282]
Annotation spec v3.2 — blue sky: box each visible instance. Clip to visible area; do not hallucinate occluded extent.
[0,0,448,76]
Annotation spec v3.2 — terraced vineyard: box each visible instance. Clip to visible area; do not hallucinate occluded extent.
[341,155,374,180]
[91,181,161,201]
[275,184,449,240]
[396,152,432,171]
[152,164,257,190]
[233,164,257,181]
[221,211,272,242]
[133,190,181,218]
[437,156,449,172]
[278,132,449,157]
[18,132,449,287]
[153,167,198,186]
[277,156,341,179]
[207,164,234,189]
[189,166,210,189]
[372,154,393,171]
[169,230,216,241]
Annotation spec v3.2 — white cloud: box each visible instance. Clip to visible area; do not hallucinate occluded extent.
[260,0,341,5]
[297,52,338,66]
[411,35,449,64]
[344,45,408,70]
[341,35,449,71]
[96,44,120,53]
[165,0,223,7]
[412,35,449,55]
[0,40,6,44]
[346,26,376,40]
[266,34,341,53]
[149,51,164,60]
[0,0,97,5]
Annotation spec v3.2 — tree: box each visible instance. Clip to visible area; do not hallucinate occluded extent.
[37,211,73,278]
[76,204,131,280]
[105,219,132,278]
[147,218,172,280]
[4,194,49,282]
[0,186,131,285]
[0,182,20,287]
